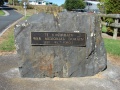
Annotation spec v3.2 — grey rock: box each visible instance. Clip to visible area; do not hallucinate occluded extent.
[14,12,107,78]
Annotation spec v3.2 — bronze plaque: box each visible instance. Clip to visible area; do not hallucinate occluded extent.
[31,32,86,46]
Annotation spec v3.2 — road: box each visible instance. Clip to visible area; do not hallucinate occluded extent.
[0,6,23,34]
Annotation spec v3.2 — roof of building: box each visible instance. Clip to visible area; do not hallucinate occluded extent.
[84,1,100,4]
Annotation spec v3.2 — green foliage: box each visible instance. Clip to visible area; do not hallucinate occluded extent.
[105,18,114,24]
[65,0,85,11]
[8,0,13,5]
[105,0,120,14]
[0,10,5,16]
[8,0,19,5]
[99,0,120,14]
[0,0,4,6]
[104,38,120,56]
[97,2,105,13]
[101,17,114,34]
[52,4,58,6]
[14,0,19,5]
[61,4,65,8]
[0,29,15,52]
[102,26,107,33]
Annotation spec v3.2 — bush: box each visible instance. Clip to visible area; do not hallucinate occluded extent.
[99,0,120,14]
[0,0,4,6]
[65,0,85,11]
[27,5,34,9]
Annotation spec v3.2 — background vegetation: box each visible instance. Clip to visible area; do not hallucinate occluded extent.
[0,0,4,6]
[98,0,120,36]
[9,5,63,16]
[99,0,120,14]
[0,10,5,16]
[64,0,85,11]
[0,26,15,52]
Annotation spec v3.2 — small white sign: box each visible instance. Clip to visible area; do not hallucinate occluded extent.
[23,6,27,9]
[23,2,27,6]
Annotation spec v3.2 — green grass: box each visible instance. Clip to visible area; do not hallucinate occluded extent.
[104,38,120,56]
[23,16,30,20]
[0,16,30,52]
[0,29,15,52]
[0,10,5,16]
[102,26,107,33]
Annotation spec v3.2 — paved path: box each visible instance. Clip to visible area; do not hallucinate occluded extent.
[0,6,23,34]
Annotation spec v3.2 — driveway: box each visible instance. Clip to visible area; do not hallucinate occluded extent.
[0,6,23,34]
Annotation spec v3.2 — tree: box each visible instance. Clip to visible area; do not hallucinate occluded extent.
[0,0,4,6]
[61,4,65,8]
[99,0,120,14]
[65,0,85,11]
[8,0,13,5]
[98,0,120,36]
[52,3,58,6]
[8,0,19,5]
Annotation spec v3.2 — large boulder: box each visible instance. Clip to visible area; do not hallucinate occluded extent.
[14,12,107,78]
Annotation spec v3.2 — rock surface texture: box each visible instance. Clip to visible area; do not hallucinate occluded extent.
[14,12,107,78]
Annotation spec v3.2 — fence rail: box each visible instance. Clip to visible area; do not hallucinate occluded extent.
[99,14,120,39]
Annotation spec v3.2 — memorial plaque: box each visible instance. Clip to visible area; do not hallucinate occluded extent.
[31,32,86,46]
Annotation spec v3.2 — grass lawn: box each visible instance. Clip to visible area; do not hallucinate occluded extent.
[0,10,5,16]
[0,16,29,52]
[103,38,120,56]
[0,27,15,52]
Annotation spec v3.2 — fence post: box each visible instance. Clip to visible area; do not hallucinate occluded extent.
[113,19,118,40]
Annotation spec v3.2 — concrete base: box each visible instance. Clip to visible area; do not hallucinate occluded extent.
[0,54,120,90]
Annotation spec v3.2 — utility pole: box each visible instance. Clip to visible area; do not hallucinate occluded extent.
[23,2,27,17]
[35,0,37,14]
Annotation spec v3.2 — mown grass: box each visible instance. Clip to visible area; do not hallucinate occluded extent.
[0,15,30,52]
[23,16,30,20]
[0,28,15,52]
[0,10,5,16]
[103,38,120,56]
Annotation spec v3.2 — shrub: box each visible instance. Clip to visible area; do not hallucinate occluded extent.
[64,0,85,11]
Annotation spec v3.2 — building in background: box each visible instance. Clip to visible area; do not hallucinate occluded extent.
[17,0,52,5]
[4,0,8,5]
[84,0,100,13]
[29,0,52,5]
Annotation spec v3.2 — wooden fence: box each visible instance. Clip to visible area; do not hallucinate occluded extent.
[99,14,120,39]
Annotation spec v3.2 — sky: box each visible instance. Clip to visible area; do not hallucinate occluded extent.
[46,0,65,6]
[18,0,65,6]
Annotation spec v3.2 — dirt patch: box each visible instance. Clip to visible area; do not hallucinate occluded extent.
[0,51,16,56]
[102,33,120,65]
[107,54,120,66]
[102,33,120,40]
